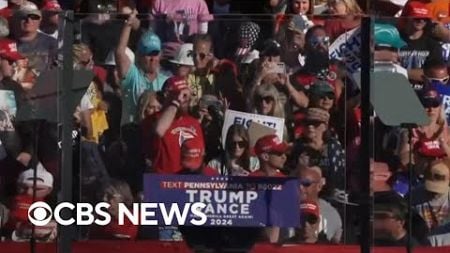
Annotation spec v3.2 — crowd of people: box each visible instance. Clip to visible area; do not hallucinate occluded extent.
[0,0,449,249]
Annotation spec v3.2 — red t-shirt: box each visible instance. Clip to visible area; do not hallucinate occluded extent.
[413,129,447,158]
[151,113,204,174]
[90,217,138,240]
[249,170,285,177]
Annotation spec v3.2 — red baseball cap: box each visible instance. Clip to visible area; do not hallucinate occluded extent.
[300,201,320,218]
[403,2,431,19]
[181,137,205,170]
[42,0,62,11]
[162,76,189,95]
[254,134,288,157]
[0,39,24,61]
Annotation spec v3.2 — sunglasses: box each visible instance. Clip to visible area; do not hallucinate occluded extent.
[310,36,330,48]
[144,51,160,57]
[229,140,246,149]
[303,120,323,127]
[303,214,319,224]
[22,14,41,21]
[269,151,285,156]
[299,179,319,187]
[422,100,441,108]
[256,96,274,104]
[319,93,335,100]
[426,76,449,84]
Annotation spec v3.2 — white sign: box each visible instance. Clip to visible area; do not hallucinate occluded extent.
[222,110,285,147]
[329,26,361,73]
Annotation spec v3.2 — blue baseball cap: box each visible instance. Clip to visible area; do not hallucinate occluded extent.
[137,31,161,55]
[374,23,407,49]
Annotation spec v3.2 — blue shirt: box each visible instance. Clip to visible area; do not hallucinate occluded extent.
[121,64,169,125]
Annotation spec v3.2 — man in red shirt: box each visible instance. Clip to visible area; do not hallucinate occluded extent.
[250,134,288,242]
[151,76,204,174]
[250,134,288,177]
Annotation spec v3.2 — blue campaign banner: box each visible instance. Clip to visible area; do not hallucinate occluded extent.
[143,174,300,227]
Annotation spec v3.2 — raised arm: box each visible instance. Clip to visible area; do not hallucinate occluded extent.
[154,89,191,137]
[115,10,140,79]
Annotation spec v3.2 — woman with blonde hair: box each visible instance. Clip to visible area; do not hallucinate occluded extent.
[251,83,292,141]
[398,88,450,171]
[137,90,162,122]
[327,0,362,16]
[323,0,362,41]
[251,83,285,119]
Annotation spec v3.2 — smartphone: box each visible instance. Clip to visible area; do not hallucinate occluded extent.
[268,62,286,74]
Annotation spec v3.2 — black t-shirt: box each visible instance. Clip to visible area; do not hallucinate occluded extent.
[399,33,443,69]
[81,19,138,65]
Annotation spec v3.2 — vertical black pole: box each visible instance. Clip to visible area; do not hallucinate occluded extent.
[360,16,372,253]
[407,127,414,253]
[58,10,74,253]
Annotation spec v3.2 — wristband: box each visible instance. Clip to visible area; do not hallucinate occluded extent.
[170,100,180,108]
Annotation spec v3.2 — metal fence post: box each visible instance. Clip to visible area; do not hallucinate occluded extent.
[360,15,373,253]
[58,10,75,253]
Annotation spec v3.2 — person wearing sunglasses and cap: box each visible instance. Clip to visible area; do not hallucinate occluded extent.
[116,10,169,125]
[296,165,343,243]
[398,2,442,71]
[411,159,450,233]
[401,88,450,168]
[282,200,330,244]
[422,58,450,124]
[291,107,347,204]
[248,134,288,242]
[10,6,57,73]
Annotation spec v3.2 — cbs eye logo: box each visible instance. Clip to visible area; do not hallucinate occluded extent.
[28,202,53,226]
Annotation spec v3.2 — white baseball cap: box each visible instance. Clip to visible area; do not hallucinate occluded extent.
[18,163,54,188]
[169,43,194,66]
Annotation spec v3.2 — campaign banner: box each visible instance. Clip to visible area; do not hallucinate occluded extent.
[329,26,361,73]
[0,90,17,132]
[222,110,285,147]
[144,174,300,227]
